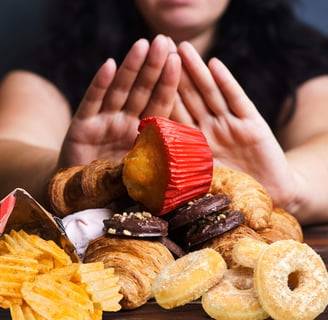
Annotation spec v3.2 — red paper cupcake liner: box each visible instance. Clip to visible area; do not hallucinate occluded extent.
[139,117,213,215]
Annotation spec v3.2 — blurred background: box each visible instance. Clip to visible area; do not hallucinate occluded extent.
[0,0,328,79]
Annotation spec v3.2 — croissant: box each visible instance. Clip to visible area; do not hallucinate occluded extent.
[81,159,126,201]
[210,166,272,230]
[48,159,127,217]
[47,165,91,217]
[84,235,175,310]
[199,224,266,268]
[257,207,303,243]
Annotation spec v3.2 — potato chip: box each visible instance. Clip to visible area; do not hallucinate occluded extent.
[36,256,54,274]
[74,262,123,312]
[90,303,103,320]
[3,234,24,254]
[23,233,72,266]
[9,303,25,320]
[0,239,10,255]
[48,263,79,280]
[0,254,38,308]
[22,274,95,320]
[0,228,121,318]
[9,230,43,258]
[0,296,20,309]
[10,302,47,320]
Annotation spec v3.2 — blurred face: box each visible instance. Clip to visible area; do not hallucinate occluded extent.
[134,0,231,41]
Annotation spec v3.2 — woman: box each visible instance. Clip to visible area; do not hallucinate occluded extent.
[1,0,328,224]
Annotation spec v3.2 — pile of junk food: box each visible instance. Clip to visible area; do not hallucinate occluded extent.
[0,117,327,320]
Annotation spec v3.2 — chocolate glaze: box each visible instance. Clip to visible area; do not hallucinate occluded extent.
[168,193,231,230]
[158,236,186,258]
[103,211,168,237]
[184,210,246,249]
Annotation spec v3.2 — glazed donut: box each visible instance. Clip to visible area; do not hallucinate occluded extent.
[231,237,269,268]
[202,267,269,320]
[152,248,226,309]
[254,240,328,320]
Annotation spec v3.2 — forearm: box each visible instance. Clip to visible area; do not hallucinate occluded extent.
[0,139,59,206]
[284,133,328,225]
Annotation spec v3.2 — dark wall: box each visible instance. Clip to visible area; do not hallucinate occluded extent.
[0,0,327,78]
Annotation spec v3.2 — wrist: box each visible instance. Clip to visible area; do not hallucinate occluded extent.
[280,168,311,225]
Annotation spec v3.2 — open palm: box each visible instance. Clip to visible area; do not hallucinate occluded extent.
[172,42,298,208]
[58,35,181,167]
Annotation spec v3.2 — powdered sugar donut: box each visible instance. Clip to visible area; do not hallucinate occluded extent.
[202,267,269,320]
[152,248,226,309]
[254,239,328,320]
[231,237,269,268]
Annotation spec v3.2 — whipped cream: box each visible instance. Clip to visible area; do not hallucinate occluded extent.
[62,208,113,260]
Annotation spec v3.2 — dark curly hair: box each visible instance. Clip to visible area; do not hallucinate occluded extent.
[27,0,328,130]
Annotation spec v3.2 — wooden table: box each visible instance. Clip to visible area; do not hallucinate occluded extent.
[1,224,327,320]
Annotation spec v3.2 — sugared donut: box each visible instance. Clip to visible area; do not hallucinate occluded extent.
[202,267,269,320]
[231,237,269,268]
[254,240,328,320]
[152,248,226,309]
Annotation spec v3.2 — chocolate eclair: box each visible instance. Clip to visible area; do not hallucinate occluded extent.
[168,193,231,230]
[183,210,246,249]
[103,211,168,237]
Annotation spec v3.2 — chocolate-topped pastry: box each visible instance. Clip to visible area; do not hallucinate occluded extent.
[158,236,186,258]
[169,193,231,230]
[184,210,245,249]
[103,211,168,237]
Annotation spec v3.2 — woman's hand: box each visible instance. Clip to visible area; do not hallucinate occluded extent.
[172,42,298,209]
[58,35,181,167]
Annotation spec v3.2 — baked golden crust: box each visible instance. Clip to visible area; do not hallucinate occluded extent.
[81,159,125,199]
[257,207,303,243]
[47,165,88,217]
[200,224,266,268]
[47,159,126,217]
[84,235,174,310]
[210,166,272,230]
[123,123,169,213]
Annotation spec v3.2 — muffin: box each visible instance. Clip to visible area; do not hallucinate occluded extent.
[122,117,213,215]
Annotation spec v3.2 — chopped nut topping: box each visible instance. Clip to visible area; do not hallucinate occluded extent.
[123,229,132,236]
[219,213,227,219]
[142,211,152,218]
[108,228,117,234]
[205,193,213,198]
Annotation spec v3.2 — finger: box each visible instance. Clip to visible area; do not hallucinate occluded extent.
[101,38,150,113]
[75,58,116,119]
[167,36,177,52]
[171,93,196,127]
[177,65,209,120]
[208,58,258,118]
[124,34,172,115]
[178,41,229,115]
[140,52,181,118]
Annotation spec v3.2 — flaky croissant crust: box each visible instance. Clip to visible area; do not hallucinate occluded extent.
[84,236,174,310]
[210,166,273,230]
[47,159,127,217]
